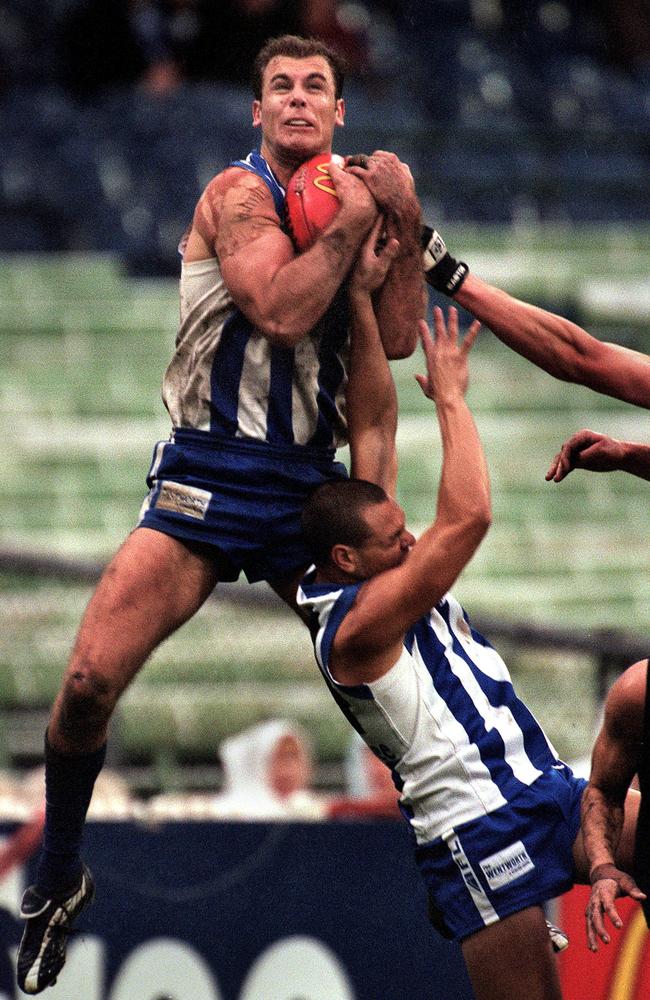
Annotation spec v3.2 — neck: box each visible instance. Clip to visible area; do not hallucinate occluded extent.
[314,564,361,587]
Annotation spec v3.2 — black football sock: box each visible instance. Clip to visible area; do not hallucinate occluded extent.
[35,734,106,897]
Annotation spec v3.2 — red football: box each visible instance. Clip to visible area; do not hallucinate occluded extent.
[285,153,345,251]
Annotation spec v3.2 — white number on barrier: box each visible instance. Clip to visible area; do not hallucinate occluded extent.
[108,938,222,1000]
[238,935,355,1000]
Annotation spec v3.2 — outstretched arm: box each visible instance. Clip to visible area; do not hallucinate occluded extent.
[336,307,489,667]
[421,226,650,408]
[347,217,400,495]
[546,429,650,483]
[580,661,647,951]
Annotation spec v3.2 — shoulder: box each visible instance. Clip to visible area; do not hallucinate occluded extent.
[605,659,647,741]
[190,166,280,258]
[199,166,276,216]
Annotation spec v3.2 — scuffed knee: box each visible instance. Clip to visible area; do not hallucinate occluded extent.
[57,665,120,744]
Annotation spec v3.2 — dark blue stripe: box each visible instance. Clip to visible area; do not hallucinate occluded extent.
[437,602,558,771]
[209,309,251,435]
[266,343,295,445]
[304,580,375,701]
[409,611,530,796]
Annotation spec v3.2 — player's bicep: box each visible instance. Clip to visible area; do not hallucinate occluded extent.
[589,725,638,800]
[217,178,295,318]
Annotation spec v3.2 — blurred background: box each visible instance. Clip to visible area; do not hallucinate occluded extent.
[2,0,650,802]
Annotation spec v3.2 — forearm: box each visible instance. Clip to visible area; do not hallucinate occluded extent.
[347,291,398,492]
[455,274,596,381]
[374,211,424,359]
[455,274,650,406]
[581,783,626,874]
[435,395,492,540]
[260,223,367,344]
[618,442,650,480]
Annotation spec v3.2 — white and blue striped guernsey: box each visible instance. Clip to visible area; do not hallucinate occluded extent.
[297,573,562,846]
[162,150,350,452]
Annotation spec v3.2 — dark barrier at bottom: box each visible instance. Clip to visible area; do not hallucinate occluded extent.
[0,820,474,1000]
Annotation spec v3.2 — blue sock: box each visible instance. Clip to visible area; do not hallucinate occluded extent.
[35,734,106,897]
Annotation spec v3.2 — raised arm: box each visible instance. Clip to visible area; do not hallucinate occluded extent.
[186,166,377,347]
[347,152,425,360]
[581,661,647,950]
[546,429,650,483]
[421,226,650,408]
[347,218,400,495]
[337,308,489,661]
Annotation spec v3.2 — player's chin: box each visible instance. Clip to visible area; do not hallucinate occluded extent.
[282,131,324,158]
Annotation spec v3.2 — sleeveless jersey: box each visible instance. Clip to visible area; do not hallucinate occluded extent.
[162,150,350,452]
[297,574,563,846]
[634,659,650,921]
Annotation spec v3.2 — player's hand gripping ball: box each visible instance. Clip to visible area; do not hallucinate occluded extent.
[285,153,345,251]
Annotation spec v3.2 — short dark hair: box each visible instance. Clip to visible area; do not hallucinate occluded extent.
[252,34,347,100]
[301,479,388,567]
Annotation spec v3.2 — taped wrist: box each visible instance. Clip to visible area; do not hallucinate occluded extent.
[590,863,621,884]
[421,224,469,296]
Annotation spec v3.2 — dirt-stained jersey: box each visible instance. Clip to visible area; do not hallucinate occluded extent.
[162,150,350,451]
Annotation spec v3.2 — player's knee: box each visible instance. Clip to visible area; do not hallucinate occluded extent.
[60,664,120,732]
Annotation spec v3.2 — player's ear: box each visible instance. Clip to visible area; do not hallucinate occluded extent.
[335,98,345,127]
[252,100,262,127]
[331,542,357,574]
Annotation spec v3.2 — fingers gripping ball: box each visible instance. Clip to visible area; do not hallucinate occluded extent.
[285,153,345,251]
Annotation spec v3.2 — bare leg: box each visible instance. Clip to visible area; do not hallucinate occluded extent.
[461,906,563,1000]
[49,527,220,752]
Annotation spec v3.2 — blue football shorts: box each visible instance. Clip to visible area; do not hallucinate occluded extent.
[137,428,347,583]
[414,765,588,942]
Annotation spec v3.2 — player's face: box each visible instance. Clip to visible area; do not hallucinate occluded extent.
[353,499,416,578]
[253,55,345,167]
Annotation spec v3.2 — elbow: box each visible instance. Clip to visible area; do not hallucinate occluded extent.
[463,502,492,550]
[384,329,418,360]
[256,315,308,348]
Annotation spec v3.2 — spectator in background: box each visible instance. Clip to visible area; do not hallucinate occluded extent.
[328,732,400,819]
[213,719,326,819]
[150,719,327,820]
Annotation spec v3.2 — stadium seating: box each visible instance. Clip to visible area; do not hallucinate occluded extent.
[2,252,650,788]
[2,2,650,789]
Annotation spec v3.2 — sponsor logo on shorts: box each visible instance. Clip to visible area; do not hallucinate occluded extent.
[479,840,535,890]
[155,481,211,520]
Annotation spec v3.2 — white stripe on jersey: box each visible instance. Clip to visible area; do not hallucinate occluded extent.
[427,599,544,788]
[298,577,561,847]
[292,334,321,445]
[237,332,272,440]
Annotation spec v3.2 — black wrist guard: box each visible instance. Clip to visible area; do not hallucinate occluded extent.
[421,224,469,296]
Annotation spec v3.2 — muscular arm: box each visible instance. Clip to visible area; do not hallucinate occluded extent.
[454,273,650,407]
[334,310,489,679]
[187,168,376,348]
[581,661,647,948]
[348,152,424,360]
